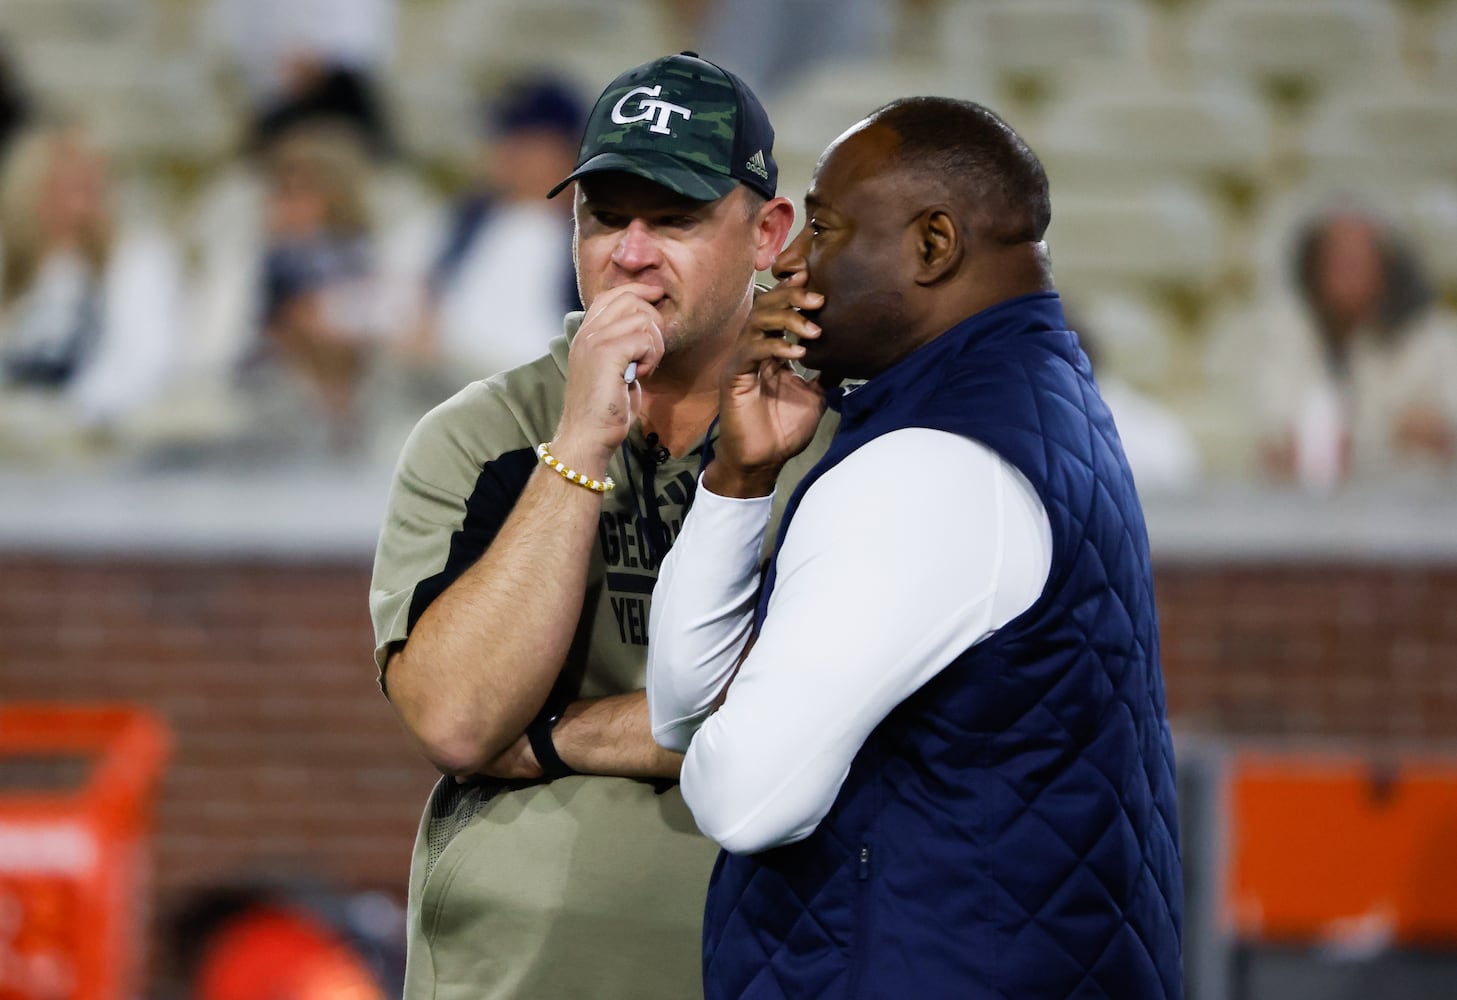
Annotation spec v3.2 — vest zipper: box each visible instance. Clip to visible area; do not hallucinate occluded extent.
[847,840,873,996]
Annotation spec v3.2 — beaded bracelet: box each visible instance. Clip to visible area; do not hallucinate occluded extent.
[536,442,615,493]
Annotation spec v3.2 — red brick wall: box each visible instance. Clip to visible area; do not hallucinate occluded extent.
[1,554,1455,982]
[1156,563,1457,741]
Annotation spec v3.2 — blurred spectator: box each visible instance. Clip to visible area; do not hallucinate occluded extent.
[249,63,397,163]
[184,0,424,393]
[0,123,183,461]
[693,0,894,98]
[250,122,395,449]
[184,142,421,399]
[1075,314,1202,494]
[0,39,32,159]
[1256,207,1457,489]
[1099,375,1203,494]
[396,73,585,389]
[205,0,396,110]
[177,99,433,463]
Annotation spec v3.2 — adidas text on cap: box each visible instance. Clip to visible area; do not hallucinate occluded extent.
[547,52,778,202]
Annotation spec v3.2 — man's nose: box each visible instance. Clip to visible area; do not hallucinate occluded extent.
[771,228,810,281]
[612,219,662,271]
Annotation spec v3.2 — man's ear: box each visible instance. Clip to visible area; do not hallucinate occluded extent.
[754,196,797,272]
[914,208,961,285]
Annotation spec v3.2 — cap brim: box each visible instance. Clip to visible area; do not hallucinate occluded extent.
[546,149,738,201]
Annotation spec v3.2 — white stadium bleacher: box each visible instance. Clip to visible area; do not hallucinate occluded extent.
[1037,83,1275,197]
[939,0,1155,89]
[1186,0,1408,98]
[0,0,1452,480]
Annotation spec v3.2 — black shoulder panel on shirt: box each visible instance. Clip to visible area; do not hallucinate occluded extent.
[406,446,537,633]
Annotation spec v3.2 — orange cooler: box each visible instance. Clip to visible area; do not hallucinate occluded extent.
[0,706,169,1000]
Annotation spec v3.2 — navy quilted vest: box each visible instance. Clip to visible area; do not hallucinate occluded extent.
[702,293,1183,999]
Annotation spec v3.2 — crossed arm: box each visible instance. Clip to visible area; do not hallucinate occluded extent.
[647,430,1052,855]
[384,463,684,781]
[381,285,679,780]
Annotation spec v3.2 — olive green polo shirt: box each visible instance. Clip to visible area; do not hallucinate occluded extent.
[370,315,834,999]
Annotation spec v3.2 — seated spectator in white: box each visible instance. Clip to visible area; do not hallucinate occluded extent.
[247,122,409,452]
[183,65,431,407]
[1076,326,1201,494]
[0,123,183,460]
[397,74,585,386]
[1256,206,1457,489]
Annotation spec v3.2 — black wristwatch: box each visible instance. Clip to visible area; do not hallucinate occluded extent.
[526,708,578,781]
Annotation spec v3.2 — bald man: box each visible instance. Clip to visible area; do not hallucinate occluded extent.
[648,97,1184,999]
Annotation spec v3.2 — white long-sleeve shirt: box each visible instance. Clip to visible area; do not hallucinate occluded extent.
[646,427,1052,856]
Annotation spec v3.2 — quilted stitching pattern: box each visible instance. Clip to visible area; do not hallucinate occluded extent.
[712,296,1183,999]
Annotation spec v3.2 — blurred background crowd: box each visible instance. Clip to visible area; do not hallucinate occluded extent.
[1,1,1455,999]
[0,0,1453,490]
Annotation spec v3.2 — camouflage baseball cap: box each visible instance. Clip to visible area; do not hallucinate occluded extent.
[547,52,778,202]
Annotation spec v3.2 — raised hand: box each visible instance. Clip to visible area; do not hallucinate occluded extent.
[705,272,828,499]
[552,283,666,477]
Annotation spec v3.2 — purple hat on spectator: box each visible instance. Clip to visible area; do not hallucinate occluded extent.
[486,74,587,141]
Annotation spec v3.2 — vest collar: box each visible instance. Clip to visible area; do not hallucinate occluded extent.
[827,292,1066,422]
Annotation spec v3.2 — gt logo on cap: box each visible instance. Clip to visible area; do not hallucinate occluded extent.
[611,85,693,135]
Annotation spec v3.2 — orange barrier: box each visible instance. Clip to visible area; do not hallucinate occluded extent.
[1226,751,1457,947]
[0,705,170,1000]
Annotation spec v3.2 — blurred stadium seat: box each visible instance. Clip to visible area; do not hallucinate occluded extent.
[1410,185,1457,297]
[433,0,675,98]
[1038,85,1274,202]
[939,0,1154,89]
[936,0,1157,121]
[1076,288,1178,388]
[1303,90,1457,182]
[767,57,996,199]
[1047,186,1223,295]
[1434,4,1457,89]
[1187,0,1407,108]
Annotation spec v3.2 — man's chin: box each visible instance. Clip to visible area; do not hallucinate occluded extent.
[659,316,695,354]
[647,301,679,337]
[797,340,830,371]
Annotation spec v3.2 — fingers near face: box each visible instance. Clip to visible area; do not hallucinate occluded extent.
[779,121,920,378]
[574,282,667,378]
[748,277,823,347]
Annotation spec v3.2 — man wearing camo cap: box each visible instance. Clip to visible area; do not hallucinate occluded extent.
[369,53,826,998]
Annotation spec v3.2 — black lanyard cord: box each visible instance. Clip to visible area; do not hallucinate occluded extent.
[618,418,718,568]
